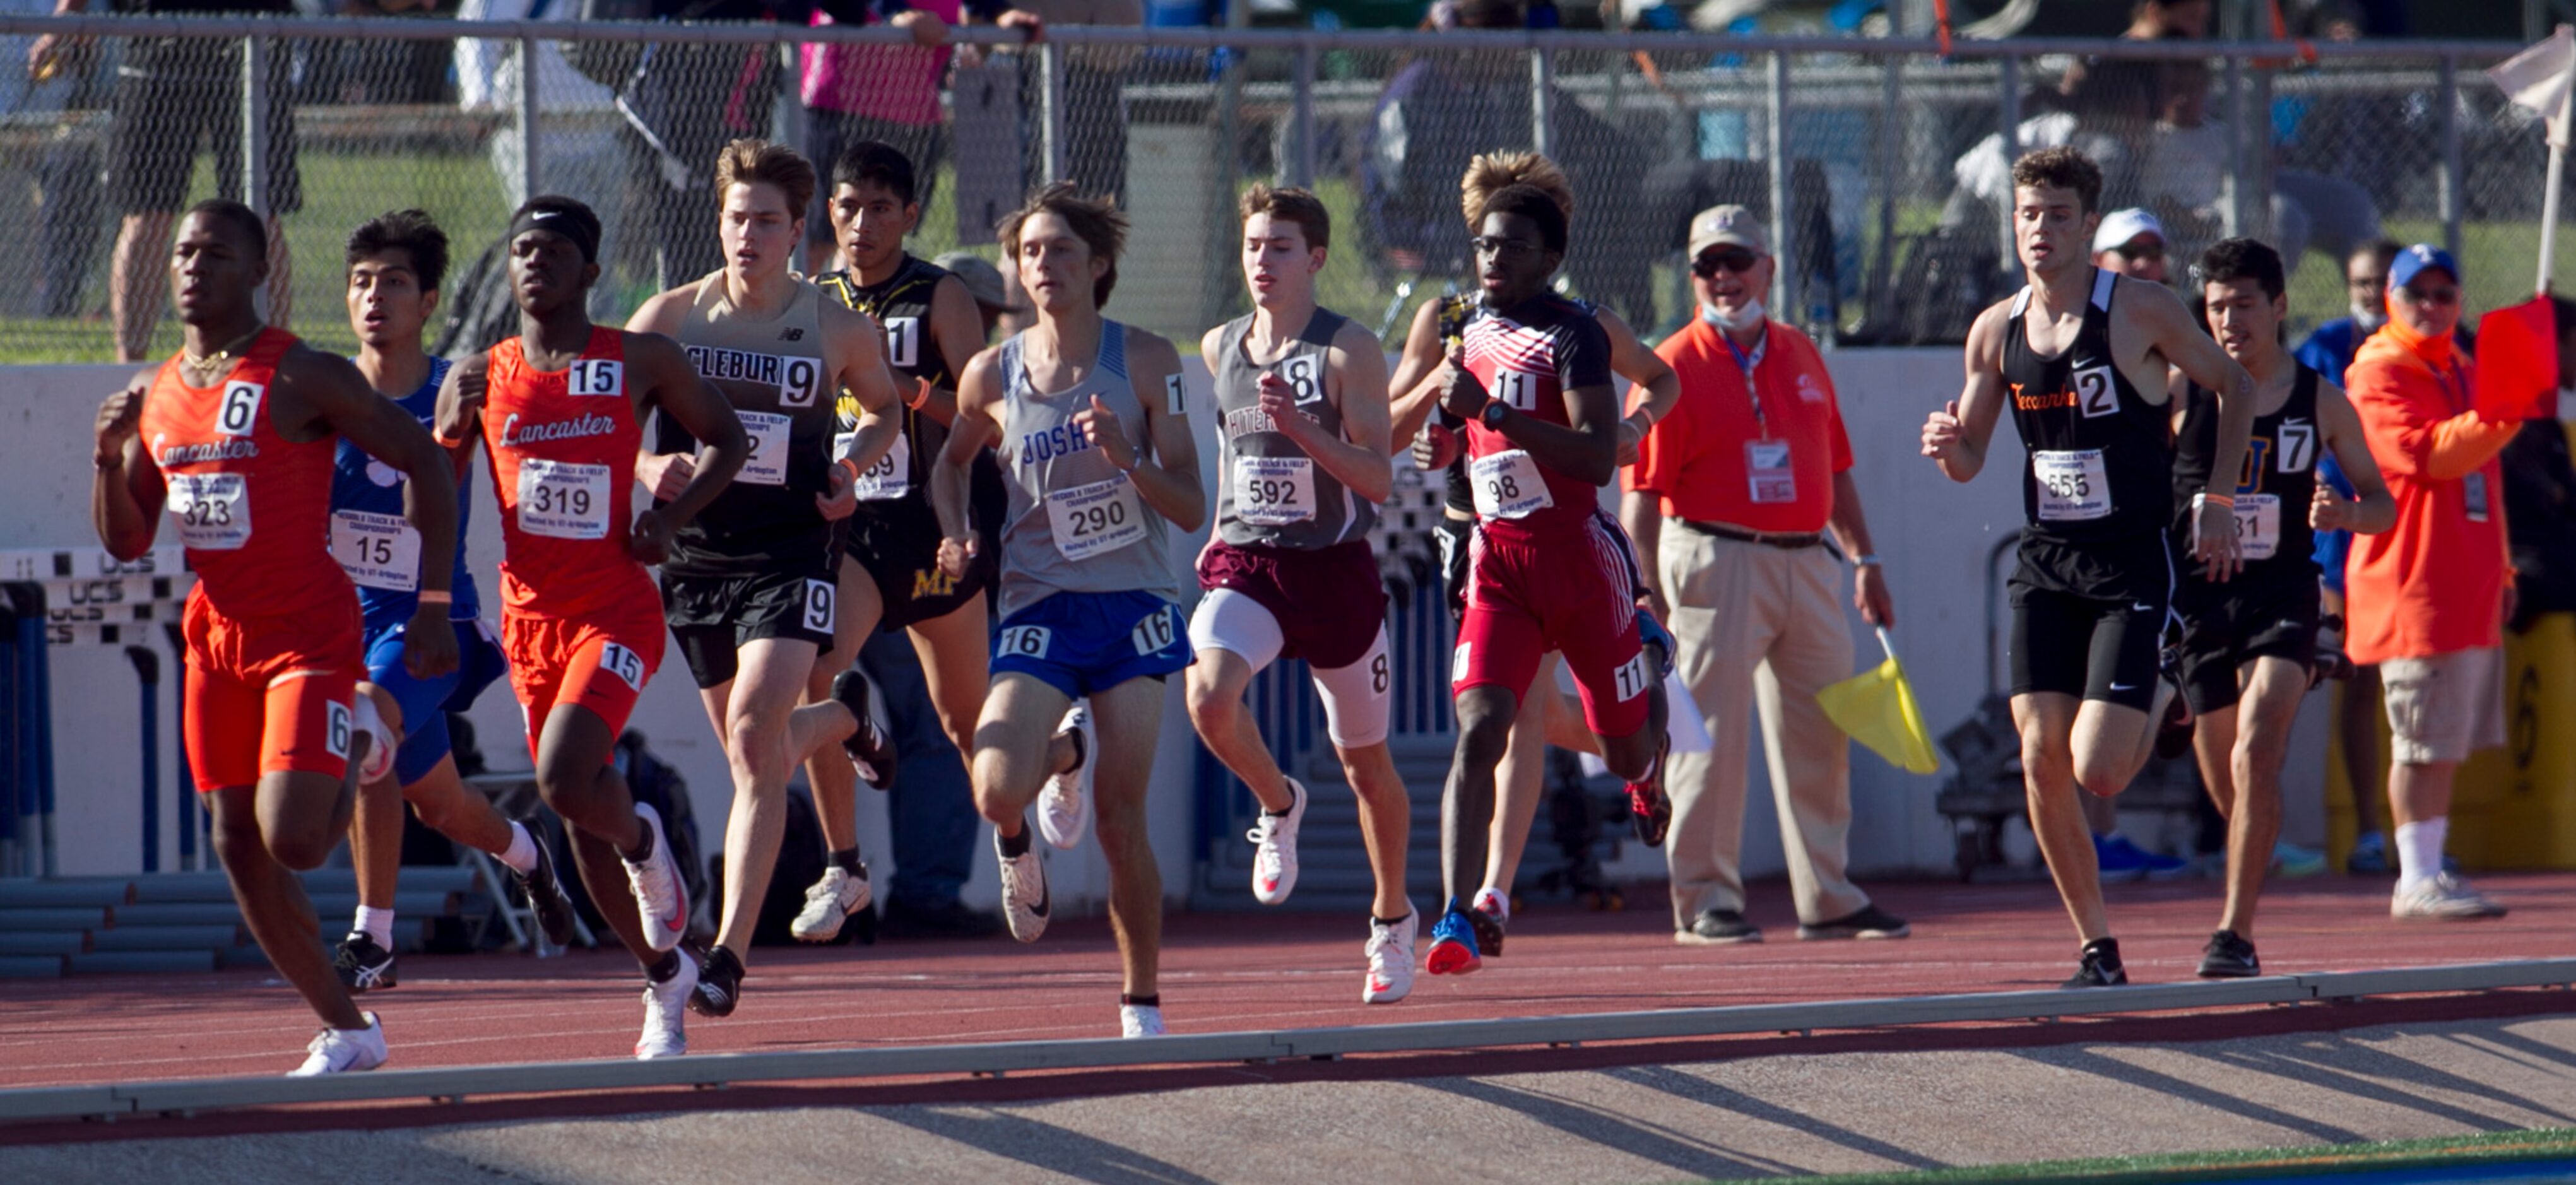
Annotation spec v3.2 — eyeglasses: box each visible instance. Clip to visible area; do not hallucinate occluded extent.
[1471,236,1541,259]
[2396,285,2461,307]
[1690,249,1761,278]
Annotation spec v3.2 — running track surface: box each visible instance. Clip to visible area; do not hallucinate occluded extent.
[3,875,2570,1136]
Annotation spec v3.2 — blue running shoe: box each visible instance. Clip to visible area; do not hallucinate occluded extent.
[1424,905,1483,976]
[2094,832,2189,883]
[2347,830,2392,875]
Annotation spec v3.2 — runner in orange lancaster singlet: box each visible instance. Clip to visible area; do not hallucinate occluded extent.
[90,199,462,1077]
[435,196,753,1061]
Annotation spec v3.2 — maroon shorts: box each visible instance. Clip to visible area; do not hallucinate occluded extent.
[1456,515,1652,738]
[1195,538,1388,671]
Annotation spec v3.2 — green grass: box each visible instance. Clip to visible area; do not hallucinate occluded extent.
[1701,1126,2576,1185]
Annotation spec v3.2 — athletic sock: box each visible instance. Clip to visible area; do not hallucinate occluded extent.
[1372,913,1410,929]
[621,818,657,864]
[2396,818,2448,890]
[998,825,1031,858]
[830,847,865,875]
[496,821,540,875]
[353,905,396,950]
[1119,993,1160,1008]
[644,950,682,984]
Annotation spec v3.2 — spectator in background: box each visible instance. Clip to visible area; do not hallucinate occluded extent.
[2137,53,2380,281]
[2298,239,2399,872]
[1625,206,1908,946]
[2344,245,2516,920]
[2093,209,2171,285]
[1003,0,1138,206]
[458,0,629,315]
[31,0,302,361]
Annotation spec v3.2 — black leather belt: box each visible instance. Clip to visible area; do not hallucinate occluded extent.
[1676,519,1825,550]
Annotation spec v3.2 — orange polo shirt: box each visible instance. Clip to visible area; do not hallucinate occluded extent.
[1628,317,1852,533]
[2343,325,2515,665]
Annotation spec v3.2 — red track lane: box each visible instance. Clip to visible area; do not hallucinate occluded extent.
[1,876,2569,1106]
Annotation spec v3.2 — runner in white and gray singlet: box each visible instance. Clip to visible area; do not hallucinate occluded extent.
[991,319,1181,618]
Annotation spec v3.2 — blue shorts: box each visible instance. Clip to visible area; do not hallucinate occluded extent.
[991,591,1191,699]
[363,617,509,786]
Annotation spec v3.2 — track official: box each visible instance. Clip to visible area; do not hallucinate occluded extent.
[1623,205,1908,946]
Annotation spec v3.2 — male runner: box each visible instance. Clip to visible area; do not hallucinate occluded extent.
[92,199,459,1075]
[1920,146,2257,988]
[791,139,1010,942]
[435,194,750,1058]
[1185,184,1415,1003]
[1388,152,1679,948]
[627,139,904,1014]
[330,210,576,991]
[1421,183,1670,977]
[932,183,1202,1037]
[2168,237,2392,977]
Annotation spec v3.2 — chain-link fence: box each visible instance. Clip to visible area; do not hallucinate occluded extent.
[0,16,2547,362]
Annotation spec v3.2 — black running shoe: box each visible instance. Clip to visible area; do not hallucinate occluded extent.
[508,835,578,948]
[332,932,398,993]
[830,668,898,791]
[2062,938,2128,988]
[688,944,744,1018]
[1627,736,1672,848]
[1679,909,1763,945]
[1468,900,1507,958]
[2197,929,2260,978]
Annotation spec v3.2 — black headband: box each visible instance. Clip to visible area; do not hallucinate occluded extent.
[508,207,598,264]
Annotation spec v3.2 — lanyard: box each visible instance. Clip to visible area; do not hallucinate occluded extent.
[1721,325,1770,437]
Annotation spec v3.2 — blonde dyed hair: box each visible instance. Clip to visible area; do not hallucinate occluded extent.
[1460,152,1574,227]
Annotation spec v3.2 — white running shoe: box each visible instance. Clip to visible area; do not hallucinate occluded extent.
[636,948,697,1059]
[1037,702,1094,850]
[1120,1003,1167,1037]
[790,864,873,943]
[2392,871,2509,920]
[1471,887,1510,923]
[996,823,1051,943]
[623,802,688,953]
[1247,778,1308,906]
[1362,910,1417,1005]
[288,1012,387,1076]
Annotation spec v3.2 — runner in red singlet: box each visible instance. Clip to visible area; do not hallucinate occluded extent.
[435,196,752,1060]
[91,200,461,1076]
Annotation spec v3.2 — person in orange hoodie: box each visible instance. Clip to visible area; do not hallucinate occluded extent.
[2343,245,2517,920]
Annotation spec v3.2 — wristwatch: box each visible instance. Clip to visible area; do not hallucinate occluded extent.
[1479,399,1510,430]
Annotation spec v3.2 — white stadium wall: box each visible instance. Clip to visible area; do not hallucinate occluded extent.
[0,350,2325,907]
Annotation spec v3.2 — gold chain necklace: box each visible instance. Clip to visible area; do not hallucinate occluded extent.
[179,325,265,385]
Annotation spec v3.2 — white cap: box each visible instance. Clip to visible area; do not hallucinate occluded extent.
[2091,208,2165,256]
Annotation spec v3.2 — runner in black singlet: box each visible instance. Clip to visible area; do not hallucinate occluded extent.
[1920,146,2260,989]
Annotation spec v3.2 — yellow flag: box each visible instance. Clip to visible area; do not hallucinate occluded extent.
[1816,629,1940,775]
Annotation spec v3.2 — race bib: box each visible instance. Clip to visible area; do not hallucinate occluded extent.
[1470,449,1554,520]
[738,411,791,486]
[2195,492,2281,561]
[1047,476,1146,560]
[2032,449,2112,522]
[1233,455,1315,526]
[331,509,422,592]
[517,459,611,539]
[567,358,623,398]
[837,429,912,501]
[1746,439,1795,505]
[167,472,251,550]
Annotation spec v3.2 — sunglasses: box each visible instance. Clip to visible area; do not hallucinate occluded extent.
[1691,249,1761,278]
[2397,285,2461,307]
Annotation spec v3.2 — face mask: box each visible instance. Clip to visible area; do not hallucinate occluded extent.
[2350,299,2386,332]
[1701,297,1766,332]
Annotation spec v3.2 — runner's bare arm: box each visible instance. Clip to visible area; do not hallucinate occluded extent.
[1386,298,1451,448]
[625,331,747,556]
[2312,380,2397,536]
[1257,320,1391,505]
[932,348,1005,576]
[913,273,985,427]
[825,298,906,481]
[91,368,165,560]
[432,353,487,454]
[2135,280,2255,577]
[291,348,462,678]
[1620,488,1667,619]
[1925,304,2007,483]
[1089,330,1205,531]
[1596,307,1679,466]
[625,289,696,497]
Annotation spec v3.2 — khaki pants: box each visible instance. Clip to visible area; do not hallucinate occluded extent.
[1660,522,1870,929]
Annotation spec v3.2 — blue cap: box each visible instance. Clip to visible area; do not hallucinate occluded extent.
[2390,243,2459,291]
